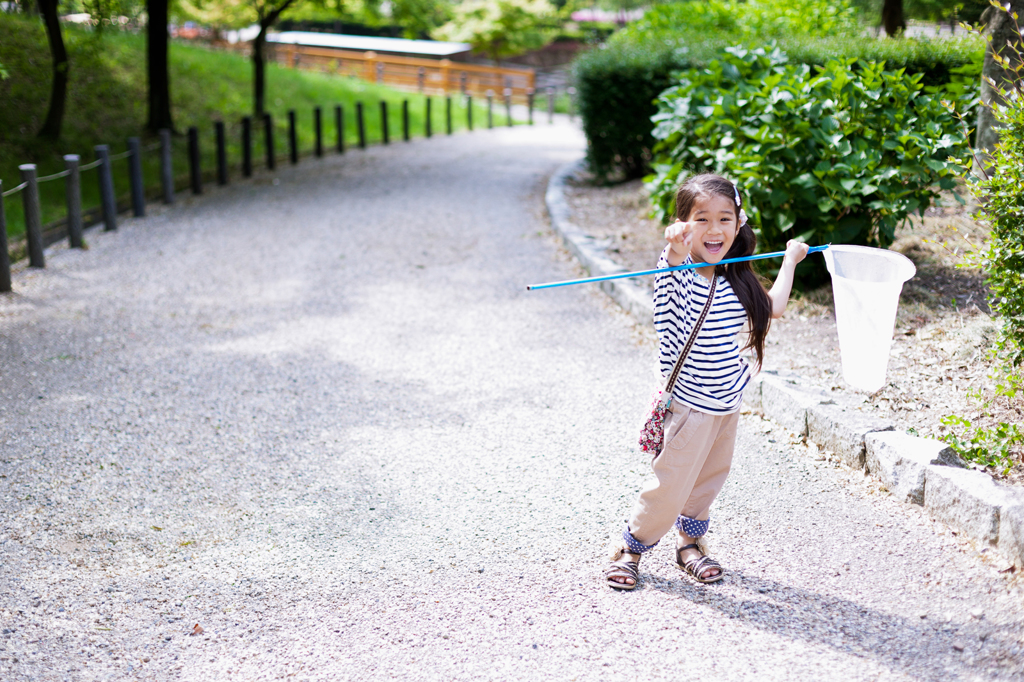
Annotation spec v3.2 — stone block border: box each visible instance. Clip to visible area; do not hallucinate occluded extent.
[546,157,1024,569]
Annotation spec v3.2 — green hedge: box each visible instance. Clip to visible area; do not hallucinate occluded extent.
[645,45,967,285]
[574,28,984,179]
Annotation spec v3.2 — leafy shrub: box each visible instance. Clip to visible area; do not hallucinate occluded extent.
[644,45,968,284]
[961,7,1024,379]
[573,3,984,179]
[938,415,1023,475]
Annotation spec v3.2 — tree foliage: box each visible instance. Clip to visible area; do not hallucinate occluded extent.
[179,0,306,114]
[623,0,861,42]
[435,0,557,62]
[390,0,452,38]
[80,0,147,32]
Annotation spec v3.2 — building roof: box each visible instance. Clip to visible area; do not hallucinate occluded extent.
[268,31,471,57]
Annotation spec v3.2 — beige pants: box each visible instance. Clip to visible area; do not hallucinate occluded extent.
[628,404,739,547]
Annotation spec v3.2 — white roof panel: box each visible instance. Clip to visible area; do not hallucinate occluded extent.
[269,31,471,57]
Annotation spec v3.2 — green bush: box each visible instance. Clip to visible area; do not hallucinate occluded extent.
[966,44,1024,376]
[644,45,968,284]
[573,2,984,179]
[938,415,1023,475]
[927,5,1024,475]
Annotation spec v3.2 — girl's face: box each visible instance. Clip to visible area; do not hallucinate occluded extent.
[686,193,739,264]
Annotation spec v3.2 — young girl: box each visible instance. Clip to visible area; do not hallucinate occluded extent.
[605,173,808,589]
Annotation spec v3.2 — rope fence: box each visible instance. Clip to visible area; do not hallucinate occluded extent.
[36,169,72,183]
[1,182,28,198]
[1,87,577,293]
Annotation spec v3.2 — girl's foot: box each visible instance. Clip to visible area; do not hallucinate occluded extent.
[605,547,641,590]
[676,533,723,583]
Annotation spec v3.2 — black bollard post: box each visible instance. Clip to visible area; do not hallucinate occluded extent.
[313,107,323,158]
[356,102,366,148]
[467,96,473,131]
[19,164,45,267]
[159,128,174,204]
[504,88,513,128]
[527,88,534,125]
[446,96,452,135]
[335,105,345,153]
[95,145,117,232]
[402,100,410,141]
[188,126,202,195]
[487,91,493,129]
[242,116,253,177]
[215,122,228,186]
[380,101,389,144]
[264,113,276,170]
[547,86,555,124]
[127,137,146,217]
[426,98,432,138]
[0,182,10,293]
[288,110,298,164]
[64,154,83,248]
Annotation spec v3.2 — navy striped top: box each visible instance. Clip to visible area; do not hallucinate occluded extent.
[654,247,752,414]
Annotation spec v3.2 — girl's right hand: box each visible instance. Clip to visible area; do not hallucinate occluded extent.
[665,220,694,245]
[665,220,694,255]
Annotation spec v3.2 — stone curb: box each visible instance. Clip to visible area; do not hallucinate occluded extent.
[545,159,655,323]
[545,156,1024,570]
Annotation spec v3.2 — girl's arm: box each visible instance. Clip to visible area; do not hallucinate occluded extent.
[768,240,810,318]
[664,220,694,266]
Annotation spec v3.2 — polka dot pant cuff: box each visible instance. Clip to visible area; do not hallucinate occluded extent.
[622,527,659,554]
[675,515,709,538]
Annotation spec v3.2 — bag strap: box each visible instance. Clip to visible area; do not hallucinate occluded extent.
[663,271,718,397]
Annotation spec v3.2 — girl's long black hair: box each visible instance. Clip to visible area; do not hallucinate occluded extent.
[674,174,773,369]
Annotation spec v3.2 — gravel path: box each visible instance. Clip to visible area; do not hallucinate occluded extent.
[1,123,1022,681]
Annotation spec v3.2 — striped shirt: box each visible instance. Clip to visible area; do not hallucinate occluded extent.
[654,247,752,414]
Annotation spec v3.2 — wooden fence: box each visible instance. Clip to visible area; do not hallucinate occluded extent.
[222,42,537,102]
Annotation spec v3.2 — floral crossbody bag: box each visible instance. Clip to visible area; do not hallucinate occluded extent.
[638,273,717,456]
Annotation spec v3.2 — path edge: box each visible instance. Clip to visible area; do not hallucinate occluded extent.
[545,159,655,324]
[545,156,1024,572]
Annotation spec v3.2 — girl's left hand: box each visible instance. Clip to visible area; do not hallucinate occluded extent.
[784,240,810,267]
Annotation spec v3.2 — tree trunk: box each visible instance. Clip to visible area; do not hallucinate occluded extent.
[976,3,1024,157]
[146,0,174,133]
[882,0,906,37]
[253,25,268,116]
[37,0,68,139]
[251,1,295,117]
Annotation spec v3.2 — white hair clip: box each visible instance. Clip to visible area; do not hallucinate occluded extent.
[739,209,748,226]
[732,183,741,207]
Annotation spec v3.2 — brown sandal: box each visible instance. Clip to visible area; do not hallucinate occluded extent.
[605,546,641,590]
[676,542,724,584]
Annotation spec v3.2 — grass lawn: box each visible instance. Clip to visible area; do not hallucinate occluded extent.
[0,14,500,241]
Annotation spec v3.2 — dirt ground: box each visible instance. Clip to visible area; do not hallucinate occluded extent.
[564,175,1023,485]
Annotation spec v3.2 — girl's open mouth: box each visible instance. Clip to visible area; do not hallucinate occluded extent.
[704,240,724,255]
